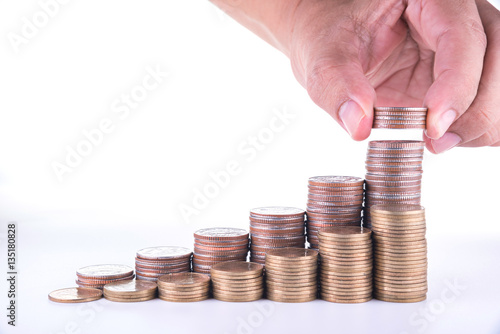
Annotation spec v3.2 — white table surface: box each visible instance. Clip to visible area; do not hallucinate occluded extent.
[1,214,499,334]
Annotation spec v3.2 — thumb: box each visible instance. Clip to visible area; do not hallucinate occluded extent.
[303,49,376,141]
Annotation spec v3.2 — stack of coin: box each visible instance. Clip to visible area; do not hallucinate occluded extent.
[103,279,157,302]
[211,261,264,302]
[318,226,373,303]
[364,141,424,228]
[76,264,134,289]
[373,107,427,129]
[265,248,318,302]
[306,176,364,249]
[371,205,427,303]
[193,228,249,274]
[157,272,211,302]
[249,207,306,264]
[135,246,192,281]
[48,287,103,303]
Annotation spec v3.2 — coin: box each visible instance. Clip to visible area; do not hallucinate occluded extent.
[103,279,157,299]
[77,264,134,280]
[158,295,209,302]
[48,287,103,303]
[104,295,155,302]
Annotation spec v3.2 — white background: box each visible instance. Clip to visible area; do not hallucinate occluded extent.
[0,1,499,334]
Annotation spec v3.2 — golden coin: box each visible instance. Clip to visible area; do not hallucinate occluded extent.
[319,241,372,248]
[158,287,209,296]
[211,275,262,284]
[319,270,371,278]
[321,285,372,293]
[320,276,372,285]
[265,248,318,261]
[374,291,427,300]
[213,288,264,297]
[157,272,210,287]
[374,250,426,258]
[266,295,317,303]
[158,295,209,302]
[157,283,210,292]
[265,268,318,276]
[320,282,372,290]
[374,294,426,303]
[103,279,157,298]
[104,295,156,302]
[371,221,426,228]
[372,234,426,242]
[374,248,427,256]
[213,294,263,302]
[370,215,426,223]
[319,247,373,255]
[320,290,372,299]
[321,257,373,264]
[264,258,318,267]
[48,287,103,303]
[374,284,427,293]
[374,261,427,268]
[373,231,426,239]
[212,284,264,292]
[265,260,317,268]
[266,284,316,292]
[211,278,263,288]
[318,226,372,239]
[210,261,263,278]
[320,252,372,260]
[370,204,424,215]
[266,288,317,296]
[265,274,318,283]
[321,295,372,303]
[374,276,427,284]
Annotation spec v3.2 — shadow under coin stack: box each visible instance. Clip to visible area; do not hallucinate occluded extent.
[135,246,192,281]
[76,264,134,289]
[193,228,249,274]
[318,226,373,303]
[373,107,427,129]
[265,247,318,302]
[364,141,424,228]
[249,207,306,264]
[157,272,211,302]
[211,261,264,302]
[371,205,427,303]
[103,280,157,302]
[306,176,364,250]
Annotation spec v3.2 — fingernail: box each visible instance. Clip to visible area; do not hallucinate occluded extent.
[434,109,457,139]
[339,100,366,137]
[431,132,462,153]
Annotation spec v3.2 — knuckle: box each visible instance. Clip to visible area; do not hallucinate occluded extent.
[305,60,345,106]
[467,20,488,50]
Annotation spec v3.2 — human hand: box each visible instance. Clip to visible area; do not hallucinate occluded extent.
[287,0,499,152]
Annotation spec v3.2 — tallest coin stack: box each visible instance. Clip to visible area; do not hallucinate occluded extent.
[363,140,424,228]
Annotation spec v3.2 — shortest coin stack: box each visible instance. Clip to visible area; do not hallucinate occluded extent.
[318,226,373,303]
[157,272,211,302]
[103,279,157,302]
[265,248,318,303]
[211,261,264,302]
[373,107,427,129]
[135,246,192,281]
[48,287,103,303]
[371,205,427,303]
[76,264,135,289]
